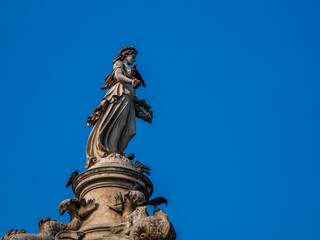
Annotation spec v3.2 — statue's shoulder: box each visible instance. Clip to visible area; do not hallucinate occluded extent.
[113,61,123,70]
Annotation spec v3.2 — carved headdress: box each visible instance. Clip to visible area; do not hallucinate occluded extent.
[113,46,137,64]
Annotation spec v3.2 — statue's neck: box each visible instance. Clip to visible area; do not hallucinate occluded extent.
[123,59,128,65]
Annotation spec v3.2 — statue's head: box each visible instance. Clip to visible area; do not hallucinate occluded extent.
[113,46,137,64]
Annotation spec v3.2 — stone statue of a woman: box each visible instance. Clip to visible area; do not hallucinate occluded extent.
[85,47,152,169]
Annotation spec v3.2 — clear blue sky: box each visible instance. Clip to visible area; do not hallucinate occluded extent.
[1,1,320,239]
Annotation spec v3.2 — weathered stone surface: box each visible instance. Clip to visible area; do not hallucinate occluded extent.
[71,155,154,239]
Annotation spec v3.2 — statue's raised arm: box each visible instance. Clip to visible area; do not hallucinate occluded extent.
[86,47,153,169]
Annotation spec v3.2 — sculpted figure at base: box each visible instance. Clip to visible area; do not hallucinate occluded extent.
[0,198,97,240]
[59,198,98,230]
[107,190,176,240]
[0,217,71,240]
[86,47,153,169]
[130,208,177,240]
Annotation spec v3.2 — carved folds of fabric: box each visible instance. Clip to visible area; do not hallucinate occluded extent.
[85,83,136,168]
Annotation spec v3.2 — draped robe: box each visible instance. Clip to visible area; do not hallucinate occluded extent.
[86,61,136,168]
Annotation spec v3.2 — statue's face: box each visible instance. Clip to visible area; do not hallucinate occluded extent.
[126,53,136,65]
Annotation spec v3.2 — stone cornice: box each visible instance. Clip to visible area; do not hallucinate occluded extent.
[72,166,153,200]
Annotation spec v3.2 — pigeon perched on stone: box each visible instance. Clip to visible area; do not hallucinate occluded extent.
[123,153,135,160]
[133,161,151,175]
[66,170,78,188]
[143,197,168,210]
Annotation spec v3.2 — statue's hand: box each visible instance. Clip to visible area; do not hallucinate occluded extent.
[132,79,141,89]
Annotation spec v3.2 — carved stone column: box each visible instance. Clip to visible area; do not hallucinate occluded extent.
[72,156,153,240]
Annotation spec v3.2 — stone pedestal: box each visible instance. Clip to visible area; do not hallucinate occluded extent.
[72,156,153,240]
[1,155,176,240]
